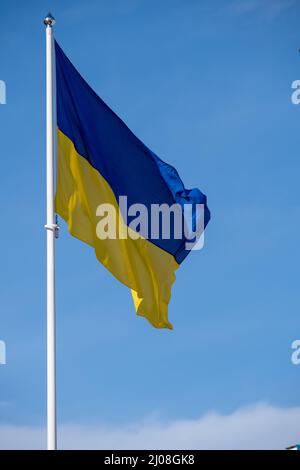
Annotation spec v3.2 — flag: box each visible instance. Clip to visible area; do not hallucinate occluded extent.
[55,41,210,329]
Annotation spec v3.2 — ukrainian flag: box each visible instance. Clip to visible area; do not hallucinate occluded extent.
[55,41,210,329]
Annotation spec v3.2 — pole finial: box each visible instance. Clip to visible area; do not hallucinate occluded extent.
[44,13,55,27]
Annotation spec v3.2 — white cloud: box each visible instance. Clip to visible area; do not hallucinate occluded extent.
[0,403,300,450]
[229,0,295,18]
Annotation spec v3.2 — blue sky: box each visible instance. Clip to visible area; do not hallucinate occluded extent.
[0,0,300,449]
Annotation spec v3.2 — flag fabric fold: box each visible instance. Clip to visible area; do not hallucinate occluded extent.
[55,41,210,329]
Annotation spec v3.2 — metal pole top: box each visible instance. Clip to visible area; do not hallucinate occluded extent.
[44,13,56,27]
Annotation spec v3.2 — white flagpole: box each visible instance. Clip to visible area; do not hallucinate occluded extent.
[44,13,58,451]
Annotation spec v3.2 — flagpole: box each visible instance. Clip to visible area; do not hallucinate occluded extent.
[44,13,58,451]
